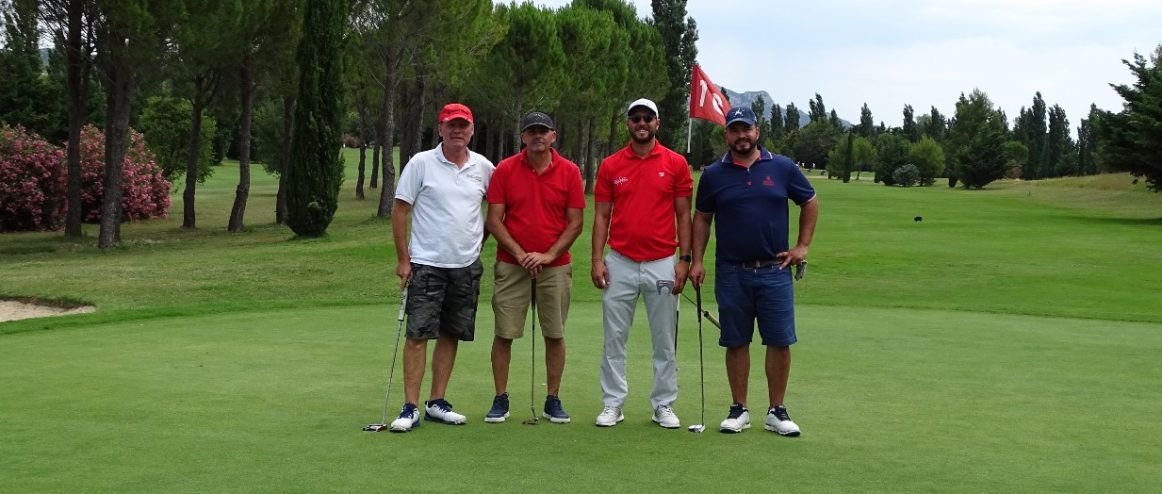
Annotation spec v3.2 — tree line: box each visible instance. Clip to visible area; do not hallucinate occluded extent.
[0,0,700,242]
[1,0,1159,244]
[707,57,1162,191]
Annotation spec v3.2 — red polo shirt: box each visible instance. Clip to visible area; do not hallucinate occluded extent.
[488,148,586,267]
[594,142,693,262]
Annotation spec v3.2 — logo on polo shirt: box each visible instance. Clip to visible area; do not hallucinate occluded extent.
[658,171,665,177]
[763,175,774,187]
[613,176,629,186]
[465,173,483,184]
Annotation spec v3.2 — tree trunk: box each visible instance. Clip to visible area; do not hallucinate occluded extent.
[481,122,493,163]
[63,0,86,238]
[370,141,380,189]
[376,63,398,218]
[405,75,426,166]
[355,94,368,199]
[275,95,293,224]
[228,59,255,232]
[182,76,208,229]
[98,43,133,249]
[586,116,597,194]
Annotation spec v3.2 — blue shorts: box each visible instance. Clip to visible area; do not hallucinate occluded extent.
[715,262,797,348]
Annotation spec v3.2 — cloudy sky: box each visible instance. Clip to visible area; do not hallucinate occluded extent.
[517,0,1160,130]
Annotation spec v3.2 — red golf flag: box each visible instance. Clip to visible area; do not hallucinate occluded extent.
[689,64,731,126]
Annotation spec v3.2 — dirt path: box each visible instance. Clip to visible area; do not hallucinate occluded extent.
[0,300,96,323]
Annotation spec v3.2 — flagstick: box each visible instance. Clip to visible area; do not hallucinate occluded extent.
[687,116,692,154]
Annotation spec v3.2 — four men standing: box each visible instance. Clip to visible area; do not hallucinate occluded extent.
[387,101,817,436]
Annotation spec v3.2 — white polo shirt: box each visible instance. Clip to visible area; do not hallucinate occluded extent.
[395,143,495,268]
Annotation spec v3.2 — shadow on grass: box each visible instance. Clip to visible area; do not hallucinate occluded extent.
[1063,215,1162,226]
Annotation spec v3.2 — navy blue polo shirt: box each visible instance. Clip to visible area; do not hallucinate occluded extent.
[695,148,815,263]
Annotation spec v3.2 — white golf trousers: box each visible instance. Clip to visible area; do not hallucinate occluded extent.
[600,250,679,410]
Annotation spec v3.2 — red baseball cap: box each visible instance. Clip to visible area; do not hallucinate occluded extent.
[438,103,474,123]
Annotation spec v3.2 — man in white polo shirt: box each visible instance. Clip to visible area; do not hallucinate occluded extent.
[389,102,495,432]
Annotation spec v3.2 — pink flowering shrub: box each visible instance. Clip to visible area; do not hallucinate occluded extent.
[0,124,67,232]
[0,123,171,232]
[76,124,171,223]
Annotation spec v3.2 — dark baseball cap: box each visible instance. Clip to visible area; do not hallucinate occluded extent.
[521,111,555,132]
[725,107,757,127]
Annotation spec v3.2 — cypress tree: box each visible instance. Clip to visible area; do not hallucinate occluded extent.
[286,0,347,237]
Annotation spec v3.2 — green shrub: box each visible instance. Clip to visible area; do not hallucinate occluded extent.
[893,164,920,187]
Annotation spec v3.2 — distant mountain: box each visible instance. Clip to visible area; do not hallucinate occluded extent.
[721,87,851,129]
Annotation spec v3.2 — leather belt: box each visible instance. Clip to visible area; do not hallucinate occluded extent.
[739,259,781,269]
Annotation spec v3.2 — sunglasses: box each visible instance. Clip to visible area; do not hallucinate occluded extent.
[629,115,655,124]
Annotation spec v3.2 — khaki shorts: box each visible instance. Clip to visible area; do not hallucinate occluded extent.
[491,261,571,339]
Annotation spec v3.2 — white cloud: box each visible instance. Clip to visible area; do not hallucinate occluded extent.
[505,0,1160,131]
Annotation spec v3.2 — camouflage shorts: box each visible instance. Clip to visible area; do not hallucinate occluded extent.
[406,259,483,341]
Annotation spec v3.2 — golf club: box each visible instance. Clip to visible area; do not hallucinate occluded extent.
[679,291,721,329]
[522,277,539,425]
[363,287,408,432]
[688,283,706,433]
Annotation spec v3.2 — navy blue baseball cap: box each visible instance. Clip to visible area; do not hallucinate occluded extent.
[725,107,757,127]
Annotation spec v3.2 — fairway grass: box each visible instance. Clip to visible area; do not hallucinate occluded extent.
[2,151,1161,492]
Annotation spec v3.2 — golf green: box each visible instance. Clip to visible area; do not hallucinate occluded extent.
[2,303,1158,492]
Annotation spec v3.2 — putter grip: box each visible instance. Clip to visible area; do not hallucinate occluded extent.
[397,288,408,321]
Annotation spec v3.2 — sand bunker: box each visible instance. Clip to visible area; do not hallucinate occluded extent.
[0,300,96,323]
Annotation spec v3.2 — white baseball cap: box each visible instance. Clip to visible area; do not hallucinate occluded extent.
[626,98,658,117]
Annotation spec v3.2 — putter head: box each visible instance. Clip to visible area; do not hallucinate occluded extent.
[362,423,389,432]
[794,260,808,281]
[521,417,539,425]
[688,424,705,433]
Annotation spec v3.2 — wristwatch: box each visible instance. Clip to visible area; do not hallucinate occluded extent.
[679,255,692,263]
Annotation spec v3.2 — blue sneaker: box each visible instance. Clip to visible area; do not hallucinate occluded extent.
[485,393,510,423]
[542,395,571,424]
[389,403,421,432]
[424,398,467,424]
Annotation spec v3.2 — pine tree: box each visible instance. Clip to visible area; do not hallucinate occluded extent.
[807,93,827,123]
[1026,92,1048,179]
[1046,104,1075,176]
[948,90,1007,189]
[784,102,801,130]
[286,0,347,237]
[923,106,946,141]
[651,0,697,146]
[1101,45,1162,191]
[0,0,54,136]
[769,103,783,137]
[902,104,918,142]
[856,103,873,137]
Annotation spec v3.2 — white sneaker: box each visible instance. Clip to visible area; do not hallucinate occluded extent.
[388,403,420,432]
[764,405,800,436]
[424,399,467,425]
[652,405,680,429]
[719,403,751,433]
[595,406,624,427]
